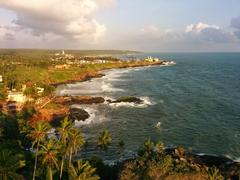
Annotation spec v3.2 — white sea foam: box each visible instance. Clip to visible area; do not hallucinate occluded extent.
[101,82,124,92]
[73,106,106,126]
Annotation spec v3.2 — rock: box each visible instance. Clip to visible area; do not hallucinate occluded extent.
[71,96,105,104]
[69,108,90,121]
[54,96,105,105]
[54,96,72,105]
[108,96,143,104]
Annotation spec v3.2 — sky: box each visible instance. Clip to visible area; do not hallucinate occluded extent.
[0,0,240,52]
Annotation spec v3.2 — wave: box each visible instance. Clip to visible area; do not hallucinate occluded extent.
[101,82,124,92]
[73,106,107,126]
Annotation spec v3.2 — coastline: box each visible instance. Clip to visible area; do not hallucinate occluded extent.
[50,61,170,87]
[30,61,171,125]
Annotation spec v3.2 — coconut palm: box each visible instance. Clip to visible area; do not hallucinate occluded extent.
[28,121,50,180]
[66,128,85,166]
[207,167,224,180]
[56,117,74,179]
[0,149,25,180]
[97,130,112,150]
[39,138,59,180]
[69,160,99,180]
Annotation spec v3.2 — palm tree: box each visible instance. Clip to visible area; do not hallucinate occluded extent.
[97,130,112,150]
[66,128,85,166]
[39,138,59,180]
[69,160,99,180]
[56,117,74,179]
[0,149,25,180]
[207,167,224,180]
[28,121,50,180]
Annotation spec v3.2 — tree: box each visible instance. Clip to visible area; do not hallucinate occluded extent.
[207,167,224,180]
[39,138,59,180]
[28,121,50,180]
[0,150,25,180]
[56,117,74,179]
[69,160,99,180]
[97,130,112,150]
[66,128,85,166]
[24,86,38,99]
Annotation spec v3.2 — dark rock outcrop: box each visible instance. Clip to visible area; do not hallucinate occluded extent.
[71,96,105,104]
[69,108,90,121]
[107,96,143,104]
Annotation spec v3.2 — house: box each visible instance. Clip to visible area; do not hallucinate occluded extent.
[36,87,44,94]
[7,91,27,104]
[55,64,71,69]
[0,75,3,83]
[145,57,161,62]
[145,56,154,62]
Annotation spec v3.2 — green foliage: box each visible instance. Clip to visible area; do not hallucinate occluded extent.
[119,139,219,180]
[39,138,59,180]
[19,105,36,119]
[69,160,100,180]
[89,156,119,180]
[0,149,25,180]
[206,167,224,180]
[97,130,112,150]
[0,84,7,100]
[42,84,55,96]
[28,121,51,147]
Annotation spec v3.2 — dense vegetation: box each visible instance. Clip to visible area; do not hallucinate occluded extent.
[0,107,231,180]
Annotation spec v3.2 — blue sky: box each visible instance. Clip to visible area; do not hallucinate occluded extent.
[0,0,240,51]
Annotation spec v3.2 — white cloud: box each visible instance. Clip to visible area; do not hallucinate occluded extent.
[0,0,115,43]
[185,22,219,33]
[111,22,239,52]
[185,22,236,43]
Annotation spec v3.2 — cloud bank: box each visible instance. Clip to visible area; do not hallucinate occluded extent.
[0,0,115,43]
[110,22,239,52]
[0,1,239,51]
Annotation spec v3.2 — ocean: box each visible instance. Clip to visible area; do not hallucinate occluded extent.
[56,53,240,163]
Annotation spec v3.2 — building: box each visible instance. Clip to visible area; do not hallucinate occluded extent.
[36,87,44,94]
[7,91,27,104]
[145,56,154,62]
[0,75,3,83]
[55,64,71,69]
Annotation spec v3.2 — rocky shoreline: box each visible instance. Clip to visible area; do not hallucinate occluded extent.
[50,60,170,87]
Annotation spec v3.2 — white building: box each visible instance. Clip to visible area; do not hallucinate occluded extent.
[0,75,2,83]
[145,56,154,62]
[7,91,27,103]
[36,87,44,94]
